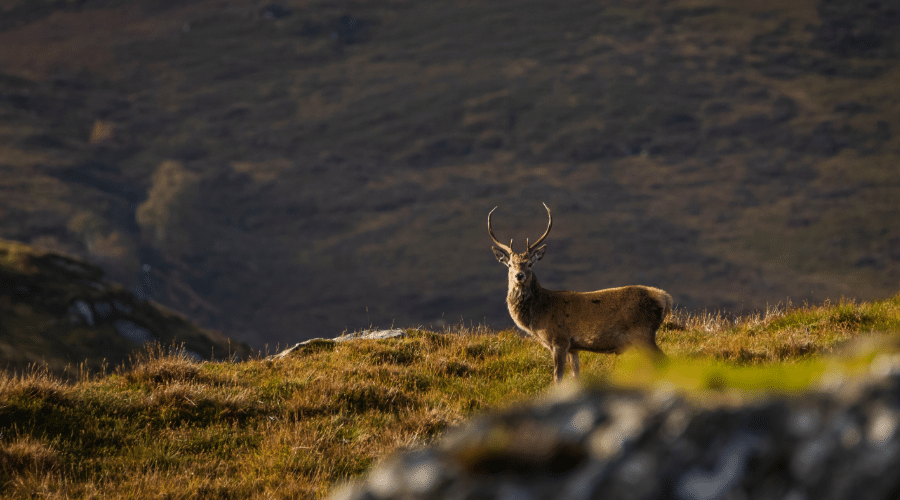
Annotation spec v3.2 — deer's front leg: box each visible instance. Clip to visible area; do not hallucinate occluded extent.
[568,351,580,378]
[551,343,569,384]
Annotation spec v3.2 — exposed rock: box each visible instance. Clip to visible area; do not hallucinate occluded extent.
[72,300,94,326]
[114,320,154,345]
[336,328,407,342]
[266,338,336,360]
[330,361,900,500]
[267,329,406,360]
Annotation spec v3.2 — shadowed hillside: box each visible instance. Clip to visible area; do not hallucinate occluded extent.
[0,238,252,375]
[0,0,898,346]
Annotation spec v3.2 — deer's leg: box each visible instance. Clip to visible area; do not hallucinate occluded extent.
[637,329,667,360]
[647,341,667,360]
[551,344,569,384]
[568,351,580,377]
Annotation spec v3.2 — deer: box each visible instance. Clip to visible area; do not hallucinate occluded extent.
[488,203,672,383]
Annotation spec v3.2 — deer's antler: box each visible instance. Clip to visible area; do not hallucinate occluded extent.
[488,207,514,255]
[526,202,552,253]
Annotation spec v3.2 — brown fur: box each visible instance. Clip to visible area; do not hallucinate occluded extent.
[490,205,672,383]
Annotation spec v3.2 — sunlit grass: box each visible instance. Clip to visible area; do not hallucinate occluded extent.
[3,293,900,498]
[658,295,900,364]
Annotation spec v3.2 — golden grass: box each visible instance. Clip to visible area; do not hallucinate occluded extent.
[660,295,900,364]
[1,294,900,498]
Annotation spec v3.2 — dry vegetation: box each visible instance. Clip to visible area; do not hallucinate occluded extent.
[3,293,900,499]
[662,295,900,364]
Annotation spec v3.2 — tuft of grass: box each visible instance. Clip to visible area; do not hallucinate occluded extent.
[0,365,70,407]
[2,294,900,498]
[0,437,60,480]
[121,344,209,386]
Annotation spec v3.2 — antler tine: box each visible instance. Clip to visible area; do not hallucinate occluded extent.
[526,202,553,253]
[488,207,513,255]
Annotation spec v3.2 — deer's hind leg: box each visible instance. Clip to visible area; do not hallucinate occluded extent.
[646,339,667,360]
[633,328,667,360]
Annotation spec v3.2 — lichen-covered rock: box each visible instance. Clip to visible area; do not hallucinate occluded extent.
[335,329,407,342]
[267,329,407,360]
[330,364,900,500]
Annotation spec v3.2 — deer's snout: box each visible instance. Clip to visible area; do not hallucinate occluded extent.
[514,271,526,282]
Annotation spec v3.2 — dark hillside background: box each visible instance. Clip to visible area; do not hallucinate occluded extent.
[1,0,898,348]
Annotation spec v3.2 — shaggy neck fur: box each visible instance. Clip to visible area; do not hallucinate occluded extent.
[507,274,544,330]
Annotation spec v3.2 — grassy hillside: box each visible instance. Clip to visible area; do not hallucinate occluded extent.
[2,293,899,499]
[0,0,898,347]
[0,238,252,375]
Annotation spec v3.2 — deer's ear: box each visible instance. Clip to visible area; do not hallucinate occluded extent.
[529,245,546,263]
[492,247,510,265]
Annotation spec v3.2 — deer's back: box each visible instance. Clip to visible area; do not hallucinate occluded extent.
[546,285,671,346]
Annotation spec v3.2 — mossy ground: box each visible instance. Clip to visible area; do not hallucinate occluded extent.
[3,294,900,499]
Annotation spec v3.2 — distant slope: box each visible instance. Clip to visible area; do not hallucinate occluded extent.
[0,0,898,346]
[0,238,252,375]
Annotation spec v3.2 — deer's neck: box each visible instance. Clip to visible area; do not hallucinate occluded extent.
[507,274,544,331]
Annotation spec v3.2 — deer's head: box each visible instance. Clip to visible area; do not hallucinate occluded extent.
[488,203,552,287]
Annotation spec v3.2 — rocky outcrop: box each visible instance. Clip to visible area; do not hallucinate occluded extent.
[330,357,900,500]
[0,238,252,374]
[266,329,406,360]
